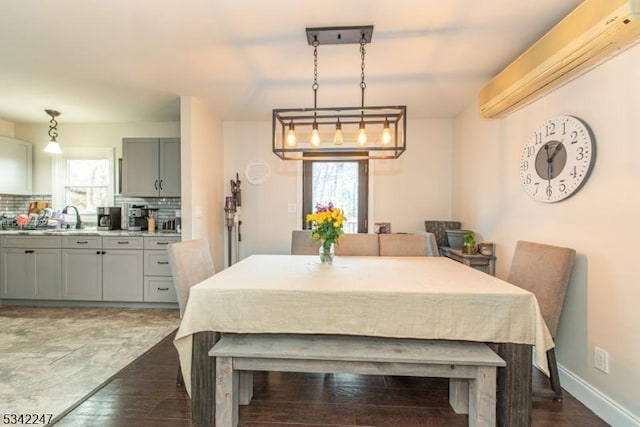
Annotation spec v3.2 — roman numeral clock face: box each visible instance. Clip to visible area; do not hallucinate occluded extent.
[520,115,596,203]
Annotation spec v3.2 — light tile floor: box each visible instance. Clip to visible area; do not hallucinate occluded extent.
[0,306,179,423]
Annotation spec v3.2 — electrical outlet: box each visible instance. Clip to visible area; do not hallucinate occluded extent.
[287,203,297,213]
[594,346,609,373]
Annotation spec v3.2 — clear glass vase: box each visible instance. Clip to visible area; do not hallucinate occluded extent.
[319,241,335,264]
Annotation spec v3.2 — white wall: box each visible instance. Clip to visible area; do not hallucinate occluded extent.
[222,118,453,260]
[223,121,300,260]
[180,96,224,270]
[373,119,453,232]
[13,121,179,194]
[453,43,640,425]
[0,119,14,137]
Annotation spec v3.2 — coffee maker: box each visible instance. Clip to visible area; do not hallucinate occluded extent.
[97,207,122,230]
[127,205,149,231]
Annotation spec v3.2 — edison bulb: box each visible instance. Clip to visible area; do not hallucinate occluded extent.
[357,124,367,146]
[333,122,343,145]
[286,127,297,147]
[381,127,392,145]
[310,126,320,147]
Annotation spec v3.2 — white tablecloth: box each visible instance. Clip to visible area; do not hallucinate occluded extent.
[175,254,553,394]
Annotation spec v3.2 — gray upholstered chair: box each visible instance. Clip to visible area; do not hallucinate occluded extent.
[167,238,216,318]
[379,233,428,256]
[167,238,216,386]
[507,240,576,401]
[413,231,440,256]
[335,233,379,256]
[291,230,320,255]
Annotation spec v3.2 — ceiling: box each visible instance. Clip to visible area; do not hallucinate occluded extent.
[0,0,583,124]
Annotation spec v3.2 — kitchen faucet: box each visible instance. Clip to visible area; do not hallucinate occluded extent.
[62,205,83,229]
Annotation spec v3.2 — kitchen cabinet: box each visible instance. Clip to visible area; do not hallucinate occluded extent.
[0,236,61,300]
[0,233,181,305]
[143,235,179,303]
[102,236,144,302]
[62,236,103,300]
[0,136,33,195]
[121,137,180,197]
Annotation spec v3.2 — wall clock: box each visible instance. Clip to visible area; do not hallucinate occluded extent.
[520,115,596,203]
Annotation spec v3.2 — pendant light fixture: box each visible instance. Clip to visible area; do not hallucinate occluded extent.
[43,109,63,154]
[272,25,406,161]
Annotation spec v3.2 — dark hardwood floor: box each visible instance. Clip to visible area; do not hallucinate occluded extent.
[53,331,609,427]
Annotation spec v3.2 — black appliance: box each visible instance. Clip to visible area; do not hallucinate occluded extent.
[97,207,122,230]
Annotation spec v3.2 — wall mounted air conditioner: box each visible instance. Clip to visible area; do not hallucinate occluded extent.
[479,0,640,119]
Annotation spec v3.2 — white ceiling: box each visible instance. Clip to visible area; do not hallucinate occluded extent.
[0,0,583,124]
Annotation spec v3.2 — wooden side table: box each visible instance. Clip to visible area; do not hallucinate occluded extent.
[440,246,496,276]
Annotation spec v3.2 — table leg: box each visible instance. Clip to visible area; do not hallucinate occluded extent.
[497,343,532,427]
[488,259,496,276]
[192,331,219,426]
[449,378,468,414]
[239,371,254,405]
[215,356,238,427]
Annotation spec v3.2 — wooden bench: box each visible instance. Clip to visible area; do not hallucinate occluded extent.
[209,334,505,427]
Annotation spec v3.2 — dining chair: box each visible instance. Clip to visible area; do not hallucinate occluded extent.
[167,238,216,385]
[379,233,428,256]
[335,233,379,256]
[413,231,440,256]
[507,240,576,401]
[291,230,320,255]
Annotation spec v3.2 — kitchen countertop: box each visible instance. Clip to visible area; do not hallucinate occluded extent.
[0,228,181,237]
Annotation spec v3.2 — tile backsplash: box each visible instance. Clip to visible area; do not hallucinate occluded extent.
[114,195,182,225]
[0,194,52,216]
[0,193,181,228]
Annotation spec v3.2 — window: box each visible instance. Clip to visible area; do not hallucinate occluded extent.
[52,148,115,219]
[302,154,368,233]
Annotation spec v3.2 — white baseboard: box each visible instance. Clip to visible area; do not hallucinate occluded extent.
[559,364,640,427]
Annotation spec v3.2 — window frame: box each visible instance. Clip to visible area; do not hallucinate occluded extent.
[302,153,369,233]
[51,147,116,216]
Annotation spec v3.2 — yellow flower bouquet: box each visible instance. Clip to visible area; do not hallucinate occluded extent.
[306,202,346,263]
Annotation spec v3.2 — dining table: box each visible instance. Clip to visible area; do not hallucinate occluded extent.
[174,254,553,427]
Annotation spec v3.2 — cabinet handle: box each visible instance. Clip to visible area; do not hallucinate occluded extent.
[76,241,88,244]
[157,287,169,291]
[102,251,107,255]
[117,241,130,245]
[96,251,101,255]
[157,261,169,265]
[24,249,34,254]
[159,179,163,190]
[156,242,169,246]
[154,179,159,190]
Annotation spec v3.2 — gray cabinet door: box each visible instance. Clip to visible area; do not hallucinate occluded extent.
[33,249,62,300]
[122,137,181,197]
[159,138,181,197]
[102,249,143,301]
[1,248,61,299]
[62,249,103,300]
[122,137,160,196]
[1,248,34,298]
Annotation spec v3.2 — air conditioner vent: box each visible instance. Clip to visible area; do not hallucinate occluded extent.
[479,0,640,118]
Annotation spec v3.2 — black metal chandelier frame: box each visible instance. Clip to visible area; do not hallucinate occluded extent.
[272,25,407,161]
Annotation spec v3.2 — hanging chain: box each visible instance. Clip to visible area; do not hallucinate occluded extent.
[48,117,58,140]
[312,36,319,110]
[360,34,367,109]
